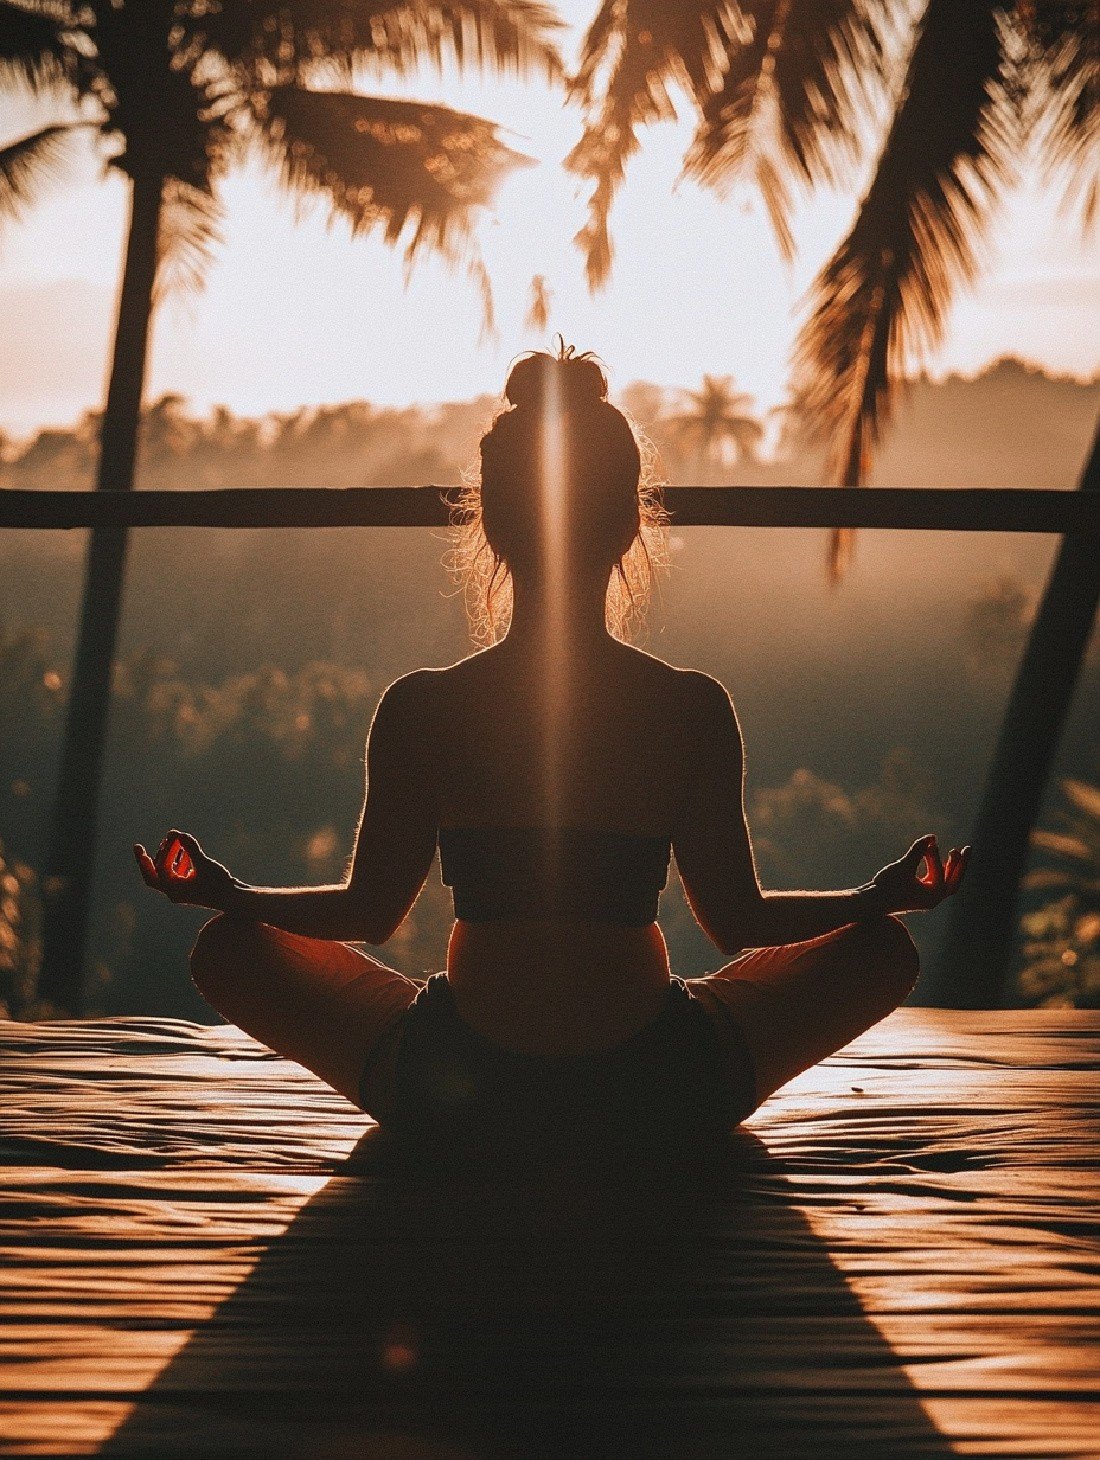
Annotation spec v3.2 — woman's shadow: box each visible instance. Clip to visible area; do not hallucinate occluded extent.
[103,1130,948,1457]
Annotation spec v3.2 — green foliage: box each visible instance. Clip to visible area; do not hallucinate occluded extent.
[0,837,40,1017]
[1018,780,1100,1008]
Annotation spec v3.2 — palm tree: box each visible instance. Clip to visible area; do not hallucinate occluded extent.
[1,0,561,1010]
[665,376,763,482]
[568,1,1092,560]
[568,1,1097,1005]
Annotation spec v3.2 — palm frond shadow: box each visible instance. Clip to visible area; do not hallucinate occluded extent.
[102,1130,949,1457]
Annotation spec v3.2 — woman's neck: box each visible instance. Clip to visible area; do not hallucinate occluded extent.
[505,574,614,651]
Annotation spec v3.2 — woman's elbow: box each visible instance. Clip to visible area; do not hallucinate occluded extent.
[355,902,407,946]
[338,882,399,945]
[715,934,758,958]
[709,919,760,958]
[359,923,397,947]
[709,899,768,956]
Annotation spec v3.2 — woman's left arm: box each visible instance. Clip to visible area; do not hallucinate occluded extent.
[135,672,439,943]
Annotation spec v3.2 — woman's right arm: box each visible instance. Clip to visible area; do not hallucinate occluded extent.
[671,673,967,954]
[134,672,440,943]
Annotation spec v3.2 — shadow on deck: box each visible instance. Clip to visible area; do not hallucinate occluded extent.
[0,1010,1097,1455]
[103,1133,946,1457]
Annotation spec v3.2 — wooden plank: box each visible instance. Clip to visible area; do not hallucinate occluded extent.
[2,486,1097,534]
[0,1010,1096,1456]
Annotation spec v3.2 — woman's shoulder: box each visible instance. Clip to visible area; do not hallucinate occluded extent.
[373,665,445,723]
[619,644,733,710]
[376,652,488,715]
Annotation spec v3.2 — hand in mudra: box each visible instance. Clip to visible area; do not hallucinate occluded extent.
[872,835,970,914]
[134,831,235,910]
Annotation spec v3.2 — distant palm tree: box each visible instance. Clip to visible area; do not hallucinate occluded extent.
[0,0,562,1009]
[568,1,1097,1007]
[665,376,763,482]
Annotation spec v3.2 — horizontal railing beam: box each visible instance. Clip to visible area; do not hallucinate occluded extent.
[0,486,1096,534]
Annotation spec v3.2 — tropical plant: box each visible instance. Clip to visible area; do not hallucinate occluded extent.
[665,375,763,481]
[1016,779,1100,1008]
[0,0,562,1008]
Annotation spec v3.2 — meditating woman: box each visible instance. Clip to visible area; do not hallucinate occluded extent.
[135,347,968,1153]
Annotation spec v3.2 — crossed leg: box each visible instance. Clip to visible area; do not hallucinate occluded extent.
[191,911,919,1127]
[189,914,420,1115]
[688,914,920,1111]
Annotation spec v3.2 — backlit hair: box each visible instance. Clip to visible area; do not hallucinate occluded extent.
[450,345,667,646]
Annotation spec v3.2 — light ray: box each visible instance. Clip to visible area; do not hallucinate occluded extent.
[538,363,568,870]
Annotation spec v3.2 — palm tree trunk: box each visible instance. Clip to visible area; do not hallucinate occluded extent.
[37,171,164,1010]
[921,423,1100,1007]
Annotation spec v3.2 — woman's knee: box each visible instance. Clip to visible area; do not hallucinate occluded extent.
[850,914,920,1002]
[190,913,269,1004]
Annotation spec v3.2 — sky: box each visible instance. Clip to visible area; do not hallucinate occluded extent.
[0,1,1097,438]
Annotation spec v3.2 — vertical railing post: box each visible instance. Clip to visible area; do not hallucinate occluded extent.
[924,423,1100,1007]
[36,173,163,1011]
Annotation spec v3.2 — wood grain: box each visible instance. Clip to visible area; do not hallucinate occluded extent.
[1,1010,1096,1456]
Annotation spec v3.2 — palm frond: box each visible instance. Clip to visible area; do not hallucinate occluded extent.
[0,121,73,223]
[827,526,856,582]
[525,272,551,330]
[0,0,75,92]
[684,0,892,258]
[1020,1,1098,225]
[205,1,562,85]
[566,1,738,288]
[154,177,224,301]
[468,251,495,342]
[1062,778,1100,822]
[257,86,531,262]
[791,0,1014,579]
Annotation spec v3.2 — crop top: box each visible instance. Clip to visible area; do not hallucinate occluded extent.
[438,826,672,926]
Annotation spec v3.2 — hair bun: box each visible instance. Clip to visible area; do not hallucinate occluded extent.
[504,348,608,414]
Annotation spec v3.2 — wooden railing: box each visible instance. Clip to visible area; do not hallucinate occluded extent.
[3,485,1097,533]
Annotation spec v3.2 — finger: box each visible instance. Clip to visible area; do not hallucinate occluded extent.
[919,839,944,889]
[172,831,203,860]
[943,848,960,888]
[904,835,935,869]
[164,836,197,881]
[948,846,972,891]
[134,846,161,889]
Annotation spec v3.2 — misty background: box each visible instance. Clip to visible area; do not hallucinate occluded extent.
[1,357,1097,1017]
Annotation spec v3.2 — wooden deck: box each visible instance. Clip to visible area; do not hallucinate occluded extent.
[0,1010,1097,1456]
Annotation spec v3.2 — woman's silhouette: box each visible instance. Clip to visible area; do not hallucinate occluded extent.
[136,346,968,1149]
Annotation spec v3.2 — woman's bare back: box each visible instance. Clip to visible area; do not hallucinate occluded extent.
[430,638,692,831]
[419,639,704,1053]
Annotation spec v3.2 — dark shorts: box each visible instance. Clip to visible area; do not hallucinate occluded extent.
[370,973,757,1164]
